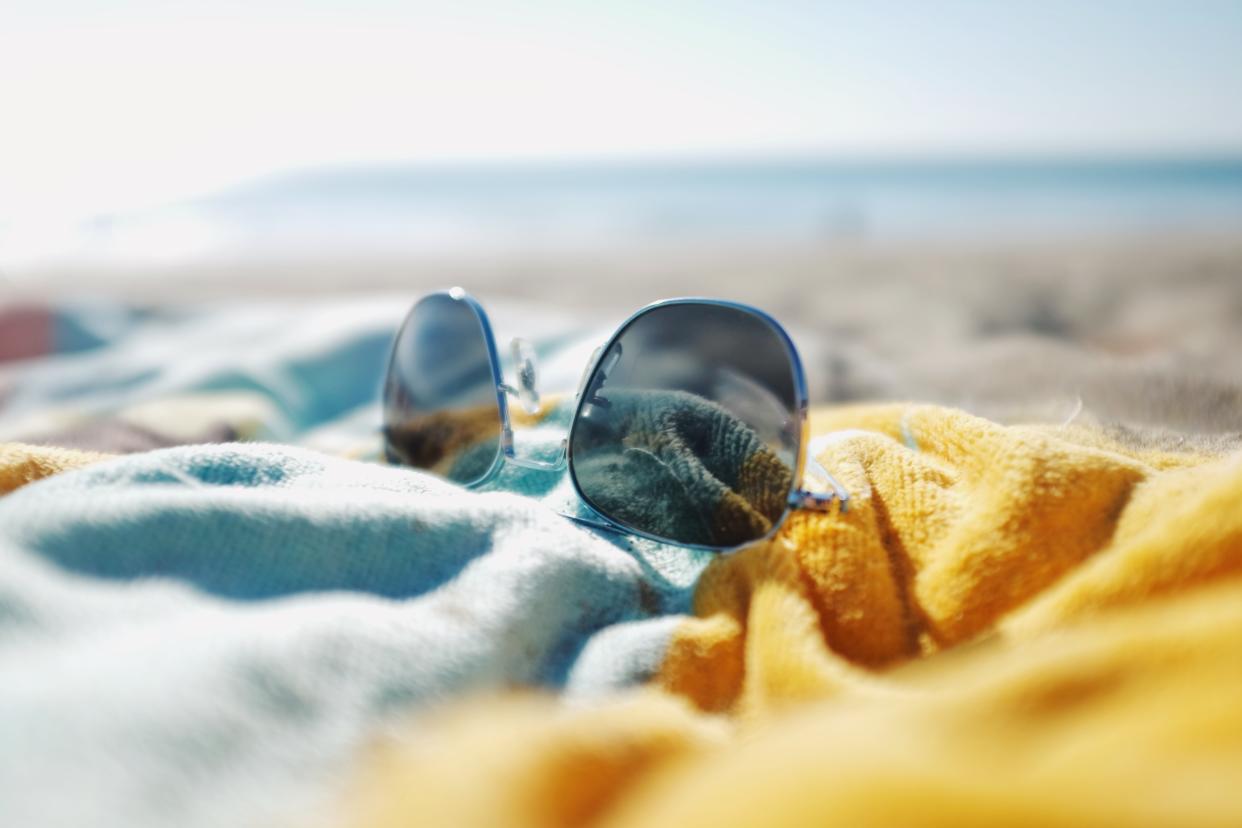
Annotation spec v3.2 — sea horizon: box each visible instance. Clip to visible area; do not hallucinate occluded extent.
[5,155,1242,272]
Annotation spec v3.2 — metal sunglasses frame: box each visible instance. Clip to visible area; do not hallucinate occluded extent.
[385,287,849,553]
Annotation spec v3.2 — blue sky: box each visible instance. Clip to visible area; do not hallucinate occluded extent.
[2,0,1241,218]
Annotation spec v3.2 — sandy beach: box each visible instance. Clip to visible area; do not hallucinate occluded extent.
[9,229,1242,437]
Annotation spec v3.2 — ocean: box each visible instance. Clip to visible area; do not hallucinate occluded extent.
[8,158,1242,268]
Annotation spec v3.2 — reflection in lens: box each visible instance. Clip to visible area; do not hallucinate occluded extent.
[383,293,503,485]
[569,303,800,548]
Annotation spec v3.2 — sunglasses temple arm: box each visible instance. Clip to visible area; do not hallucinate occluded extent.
[789,455,850,513]
[564,513,631,536]
[499,337,541,414]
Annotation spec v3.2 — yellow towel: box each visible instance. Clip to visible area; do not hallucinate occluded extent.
[0,442,110,495]
[344,404,1242,828]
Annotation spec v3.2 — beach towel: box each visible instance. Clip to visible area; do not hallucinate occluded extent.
[2,296,1241,828]
[0,297,709,828]
[344,404,1242,828]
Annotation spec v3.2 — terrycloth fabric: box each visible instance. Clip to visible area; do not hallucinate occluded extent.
[659,403,1235,714]
[0,297,712,828]
[349,578,1242,828]
[342,403,1242,827]
[0,298,411,451]
[6,295,1242,828]
[0,441,708,828]
[0,441,111,494]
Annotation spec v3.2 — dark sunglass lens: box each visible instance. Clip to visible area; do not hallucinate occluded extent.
[569,303,800,548]
[383,293,502,485]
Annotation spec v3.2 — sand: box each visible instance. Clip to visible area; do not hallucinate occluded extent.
[6,229,1242,437]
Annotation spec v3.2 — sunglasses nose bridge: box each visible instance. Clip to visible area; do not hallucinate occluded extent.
[502,429,568,472]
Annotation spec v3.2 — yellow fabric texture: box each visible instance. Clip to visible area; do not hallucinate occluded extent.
[0,442,111,495]
[343,404,1242,828]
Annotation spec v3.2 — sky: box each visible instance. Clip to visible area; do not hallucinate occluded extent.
[1,0,1241,220]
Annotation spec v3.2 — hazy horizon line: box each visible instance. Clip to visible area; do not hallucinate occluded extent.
[219,150,1242,193]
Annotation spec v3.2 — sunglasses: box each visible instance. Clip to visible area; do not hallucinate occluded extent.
[382,288,848,552]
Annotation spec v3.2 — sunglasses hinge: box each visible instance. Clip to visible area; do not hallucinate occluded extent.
[787,488,849,514]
